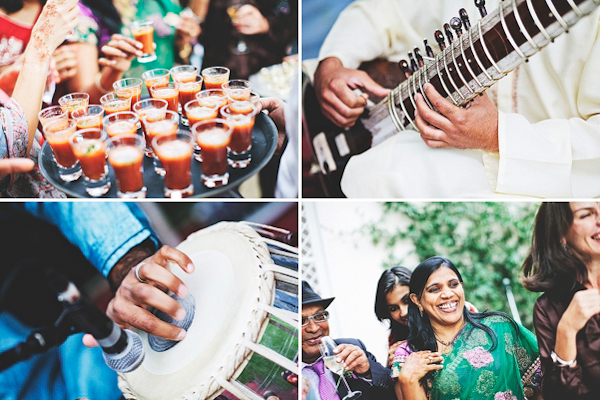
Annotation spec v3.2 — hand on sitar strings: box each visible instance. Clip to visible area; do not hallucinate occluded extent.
[414,83,499,152]
[314,57,391,128]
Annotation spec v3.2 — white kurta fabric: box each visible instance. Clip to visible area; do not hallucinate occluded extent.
[318,0,600,198]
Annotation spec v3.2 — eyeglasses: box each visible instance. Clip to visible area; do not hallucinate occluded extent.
[302,311,329,327]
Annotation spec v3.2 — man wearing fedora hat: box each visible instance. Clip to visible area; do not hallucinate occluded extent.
[301,281,395,400]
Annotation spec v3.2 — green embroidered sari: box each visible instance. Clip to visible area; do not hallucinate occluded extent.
[392,316,541,400]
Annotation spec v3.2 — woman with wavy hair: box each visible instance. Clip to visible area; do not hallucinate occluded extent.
[392,256,541,400]
[522,202,600,400]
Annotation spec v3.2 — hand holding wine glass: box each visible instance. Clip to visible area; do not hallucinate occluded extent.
[319,336,363,400]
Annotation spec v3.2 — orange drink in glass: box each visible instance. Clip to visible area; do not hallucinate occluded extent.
[142,109,178,176]
[184,100,219,127]
[222,79,252,103]
[221,103,257,168]
[131,20,157,63]
[58,93,89,118]
[103,111,139,138]
[133,98,168,155]
[196,89,228,115]
[69,128,110,196]
[72,105,104,130]
[150,82,179,113]
[43,119,82,182]
[113,78,143,111]
[170,65,199,84]
[100,92,132,115]
[38,106,67,132]
[153,131,194,198]
[193,119,232,188]
[141,68,170,94]
[201,66,230,90]
[105,134,146,198]
[176,75,203,125]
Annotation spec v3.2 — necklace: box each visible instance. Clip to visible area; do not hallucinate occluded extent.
[434,321,466,354]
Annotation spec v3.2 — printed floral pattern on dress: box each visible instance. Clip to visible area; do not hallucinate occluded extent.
[464,347,494,369]
[494,390,517,400]
[475,370,496,395]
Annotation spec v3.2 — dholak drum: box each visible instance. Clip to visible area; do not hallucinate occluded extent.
[118,222,299,400]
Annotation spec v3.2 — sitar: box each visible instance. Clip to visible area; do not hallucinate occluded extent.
[304,0,600,197]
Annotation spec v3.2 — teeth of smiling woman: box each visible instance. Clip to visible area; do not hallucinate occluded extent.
[592,234,600,240]
[438,301,457,310]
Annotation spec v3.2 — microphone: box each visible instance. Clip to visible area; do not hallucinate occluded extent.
[49,272,145,373]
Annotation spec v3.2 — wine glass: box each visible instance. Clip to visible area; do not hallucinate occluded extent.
[226,0,249,54]
[319,336,362,400]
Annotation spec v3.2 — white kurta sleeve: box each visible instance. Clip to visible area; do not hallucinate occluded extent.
[493,15,600,198]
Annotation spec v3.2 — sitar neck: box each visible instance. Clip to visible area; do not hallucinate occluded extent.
[365,0,599,139]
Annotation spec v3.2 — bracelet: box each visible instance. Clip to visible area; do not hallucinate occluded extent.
[94,73,112,94]
[550,351,576,368]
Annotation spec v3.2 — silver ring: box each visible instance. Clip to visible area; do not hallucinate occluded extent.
[134,263,147,283]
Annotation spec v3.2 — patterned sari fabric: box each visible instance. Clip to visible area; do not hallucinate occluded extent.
[391,316,542,400]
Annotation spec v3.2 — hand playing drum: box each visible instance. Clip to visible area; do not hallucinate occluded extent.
[108,245,195,340]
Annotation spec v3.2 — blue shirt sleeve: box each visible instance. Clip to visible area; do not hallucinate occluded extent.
[22,202,160,277]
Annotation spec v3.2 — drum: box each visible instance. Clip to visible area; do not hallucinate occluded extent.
[118,222,299,400]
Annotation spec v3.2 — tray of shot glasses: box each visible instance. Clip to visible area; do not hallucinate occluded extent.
[38,111,278,198]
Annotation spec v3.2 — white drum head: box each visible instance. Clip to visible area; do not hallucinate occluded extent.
[119,222,275,400]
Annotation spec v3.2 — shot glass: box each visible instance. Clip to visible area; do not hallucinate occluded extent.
[196,89,228,115]
[131,20,156,63]
[58,92,89,118]
[152,131,194,198]
[43,119,82,182]
[201,66,230,90]
[133,98,168,155]
[222,79,252,103]
[193,119,232,188]
[69,128,110,196]
[170,65,199,84]
[228,100,257,116]
[221,103,257,168]
[141,68,170,94]
[105,134,146,198]
[38,106,67,131]
[177,75,203,124]
[72,105,104,130]
[184,99,219,127]
[100,92,132,115]
[103,111,139,138]
[142,109,179,175]
[113,78,143,111]
[150,82,180,113]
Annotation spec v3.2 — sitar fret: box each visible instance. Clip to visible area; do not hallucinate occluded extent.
[365,0,598,140]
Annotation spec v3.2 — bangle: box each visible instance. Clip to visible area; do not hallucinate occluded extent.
[94,73,112,94]
[550,351,576,368]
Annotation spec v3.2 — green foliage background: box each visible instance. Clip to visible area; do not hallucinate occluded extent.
[362,202,542,331]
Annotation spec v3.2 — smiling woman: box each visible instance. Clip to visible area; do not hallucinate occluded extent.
[522,202,600,400]
[391,256,542,400]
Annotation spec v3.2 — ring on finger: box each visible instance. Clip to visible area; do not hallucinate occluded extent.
[134,262,147,283]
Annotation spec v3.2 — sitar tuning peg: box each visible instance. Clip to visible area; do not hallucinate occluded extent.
[408,52,418,72]
[398,59,411,78]
[435,29,446,51]
[459,8,471,30]
[424,39,434,58]
[414,48,424,67]
[444,23,454,42]
[450,17,463,36]
[475,0,487,17]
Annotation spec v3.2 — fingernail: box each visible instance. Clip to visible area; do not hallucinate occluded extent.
[176,308,186,320]
[336,357,341,363]
[136,51,143,57]
[110,59,117,65]
[136,42,143,48]
[178,284,188,297]
[176,329,187,340]
[187,263,195,273]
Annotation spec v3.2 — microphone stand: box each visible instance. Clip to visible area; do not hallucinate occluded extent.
[0,304,78,372]
[0,269,94,372]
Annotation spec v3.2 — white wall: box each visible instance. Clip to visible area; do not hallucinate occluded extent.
[304,201,419,363]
